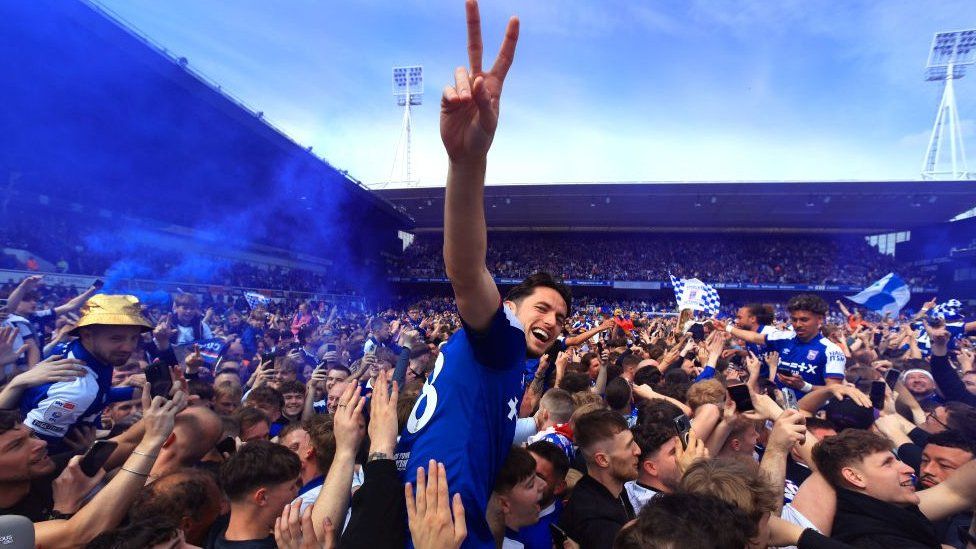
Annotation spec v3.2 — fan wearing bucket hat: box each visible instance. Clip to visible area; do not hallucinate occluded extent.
[19,294,152,452]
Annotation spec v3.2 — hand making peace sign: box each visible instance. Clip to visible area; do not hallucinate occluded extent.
[440,0,519,163]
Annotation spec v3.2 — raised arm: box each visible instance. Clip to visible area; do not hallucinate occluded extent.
[709,318,766,345]
[564,319,614,347]
[442,0,519,331]
[53,285,98,316]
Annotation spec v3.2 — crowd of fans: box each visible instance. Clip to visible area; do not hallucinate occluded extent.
[2,5,972,549]
[391,233,936,286]
[0,267,974,548]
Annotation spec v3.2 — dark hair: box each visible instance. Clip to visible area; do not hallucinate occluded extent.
[527,440,570,480]
[613,492,755,549]
[786,294,828,317]
[805,417,837,433]
[503,272,572,315]
[945,402,976,440]
[187,379,214,402]
[494,446,537,495]
[277,380,306,396]
[812,429,893,489]
[745,303,775,326]
[633,422,677,462]
[219,440,301,501]
[236,407,270,431]
[925,429,976,456]
[0,410,20,435]
[637,399,683,429]
[558,371,591,394]
[575,409,629,454]
[303,414,337,474]
[246,386,284,410]
[605,377,633,411]
[633,366,662,387]
[130,468,220,525]
[86,518,182,549]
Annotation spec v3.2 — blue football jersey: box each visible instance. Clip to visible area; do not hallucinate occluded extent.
[766,331,847,390]
[396,305,527,549]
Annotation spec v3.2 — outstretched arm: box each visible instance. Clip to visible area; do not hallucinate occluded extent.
[565,319,614,347]
[443,0,519,332]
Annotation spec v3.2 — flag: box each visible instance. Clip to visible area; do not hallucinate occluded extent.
[845,273,910,317]
[243,291,270,309]
[669,274,721,315]
[931,299,962,320]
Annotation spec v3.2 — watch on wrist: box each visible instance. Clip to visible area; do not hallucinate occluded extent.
[367,451,391,462]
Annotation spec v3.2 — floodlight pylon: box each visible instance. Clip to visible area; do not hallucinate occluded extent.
[384,66,424,188]
[922,30,976,180]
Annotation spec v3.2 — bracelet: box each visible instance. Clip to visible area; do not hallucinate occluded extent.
[132,450,158,458]
[121,467,150,477]
[801,382,814,393]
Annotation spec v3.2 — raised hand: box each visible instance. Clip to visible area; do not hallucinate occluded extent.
[440,0,519,163]
[405,461,467,549]
[333,382,367,455]
[0,326,28,365]
[7,355,86,388]
[368,369,399,456]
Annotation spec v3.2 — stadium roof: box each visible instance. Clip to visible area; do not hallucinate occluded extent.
[377,181,976,234]
[0,0,412,244]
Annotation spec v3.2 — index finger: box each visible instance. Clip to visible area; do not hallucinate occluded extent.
[465,0,483,73]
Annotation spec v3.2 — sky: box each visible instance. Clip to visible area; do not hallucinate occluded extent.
[93,0,976,187]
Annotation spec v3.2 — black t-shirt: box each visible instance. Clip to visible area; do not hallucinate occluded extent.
[0,473,57,522]
[0,453,71,522]
[206,514,277,549]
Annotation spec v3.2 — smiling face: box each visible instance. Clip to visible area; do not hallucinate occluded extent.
[846,451,919,506]
[507,287,568,358]
[0,423,54,482]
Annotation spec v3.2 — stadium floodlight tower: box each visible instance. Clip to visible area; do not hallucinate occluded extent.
[921,29,976,180]
[383,65,424,188]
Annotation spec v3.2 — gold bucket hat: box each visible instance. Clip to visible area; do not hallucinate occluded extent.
[69,294,153,335]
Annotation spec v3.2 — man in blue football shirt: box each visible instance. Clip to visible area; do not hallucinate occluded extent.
[396,3,572,548]
[713,294,846,394]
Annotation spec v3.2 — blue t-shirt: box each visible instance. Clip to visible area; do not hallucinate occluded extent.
[516,500,563,549]
[766,331,847,390]
[21,339,135,452]
[396,305,527,549]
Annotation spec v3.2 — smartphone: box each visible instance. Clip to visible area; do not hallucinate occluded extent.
[782,387,799,410]
[216,436,237,456]
[549,523,569,545]
[145,360,173,400]
[673,414,693,449]
[884,369,901,390]
[79,440,118,477]
[727,384,755,413]
[91,279,104,290]
[870,380,886,410]
[325,343,338,353]
[776,366,795,378]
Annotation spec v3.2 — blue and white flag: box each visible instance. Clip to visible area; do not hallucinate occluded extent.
[846,273,910,317]
[243,291,270,310]
[670,274,721,315]
[931,299,962,320]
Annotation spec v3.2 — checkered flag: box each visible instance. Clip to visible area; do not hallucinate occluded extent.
[702,285,721,316]
[670,273,721,315]
[931,299,961,319]
[243,291,270,310]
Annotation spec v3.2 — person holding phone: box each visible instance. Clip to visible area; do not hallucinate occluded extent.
[19,294,153,453]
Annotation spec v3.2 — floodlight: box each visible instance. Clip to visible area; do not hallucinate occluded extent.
[378,65,425,188]
[921,29,976,180]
